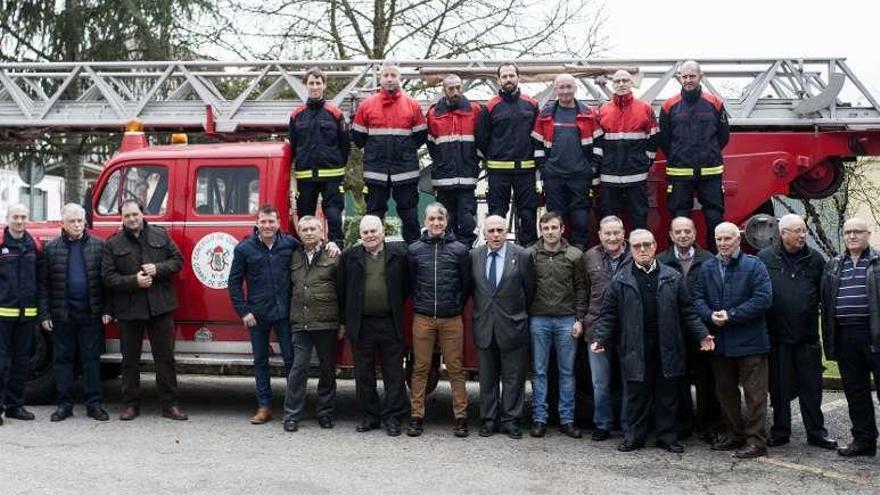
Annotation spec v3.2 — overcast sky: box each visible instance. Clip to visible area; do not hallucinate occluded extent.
[597,0,880,100]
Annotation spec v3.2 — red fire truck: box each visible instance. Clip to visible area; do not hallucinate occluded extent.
[3,59,879,413]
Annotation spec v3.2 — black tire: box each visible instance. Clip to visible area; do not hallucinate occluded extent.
[100,363,122,381]
[25,326,56,405]
[573,340,595,429]
[404,351,441,395]
[425,353,440,395]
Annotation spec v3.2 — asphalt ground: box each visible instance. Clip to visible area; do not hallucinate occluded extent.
[1,375,878,495]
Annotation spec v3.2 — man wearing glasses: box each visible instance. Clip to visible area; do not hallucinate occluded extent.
[757,214,836,450]
[592,229,714,453]
[821,217,880,457]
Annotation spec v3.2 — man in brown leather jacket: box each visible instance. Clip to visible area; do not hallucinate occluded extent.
[102,199,186,421]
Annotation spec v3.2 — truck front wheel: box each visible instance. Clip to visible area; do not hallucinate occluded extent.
[25,326,57,404]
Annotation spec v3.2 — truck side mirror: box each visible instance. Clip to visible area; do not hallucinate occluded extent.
[83,184,94,229]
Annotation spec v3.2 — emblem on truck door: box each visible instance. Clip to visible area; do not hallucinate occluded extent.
[192,232,238,289]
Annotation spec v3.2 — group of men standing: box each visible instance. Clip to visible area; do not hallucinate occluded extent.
[0,200,188,424]
[295,60,724,253]
[1,59,879,463]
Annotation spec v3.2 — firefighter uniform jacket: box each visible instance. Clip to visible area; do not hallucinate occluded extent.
[0,228,41,320]
[288,98,351,181]
[426,96,485,189]
[351,88,427,185]
[658,87,730,179]
[530,100,602,182]
[477,89,539,172]
[597,93,659,186]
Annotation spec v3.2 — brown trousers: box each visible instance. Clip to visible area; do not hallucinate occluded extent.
[410,314,468,419]
[711,354,769,447]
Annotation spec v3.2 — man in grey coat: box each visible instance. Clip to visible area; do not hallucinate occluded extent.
[470,215,535,439]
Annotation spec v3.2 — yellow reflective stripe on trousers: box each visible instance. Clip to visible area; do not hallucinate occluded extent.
[294,168,345,179]
[0,307,36,317]
[666,165,724,177]
[486,160,536,169]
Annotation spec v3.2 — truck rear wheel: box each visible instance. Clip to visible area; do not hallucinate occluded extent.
[404,351,440,395]
[25,326,56,404]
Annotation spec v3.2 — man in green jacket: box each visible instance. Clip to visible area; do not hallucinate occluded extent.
[528,211,586,439]
[282,216,343,432]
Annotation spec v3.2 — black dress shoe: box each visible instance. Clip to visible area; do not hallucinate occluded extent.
[385,421,402,437]
[837,442,877,457]
[5,407,35,420]
[767,436,789,447]
[317,416,334,429]
[618,441,643,452]
[712,436,746,451]
[50,407,74,422]
[500,423,522,439]
[356,419,381,432]
[591,428,611,441]
[559,423,583,439]
[733,444,768,459]
[807,436,838,450]
[657,440,685,453]
[453,418,469,438]
[161,406,188,421]
[406,417,424,437]
[119,406,140,421]
[478,422,497,437]
[530,421,547,438]
[283,420,298,432]
[86,406,110,422]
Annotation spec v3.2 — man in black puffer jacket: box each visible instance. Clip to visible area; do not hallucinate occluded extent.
[405,203,472,437]
[38,204,111,422]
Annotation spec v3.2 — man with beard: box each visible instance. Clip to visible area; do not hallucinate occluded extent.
[425,74,485,247]
[477,64,540,247]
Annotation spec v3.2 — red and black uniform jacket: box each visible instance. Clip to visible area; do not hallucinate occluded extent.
[530,100,602,183]
[658,87,730,179]
[597,93,659,186]
[351,88,427,185]
[288,98,351,181]
[477,88,539,172]
[0,228,42,320]
[426,96,485,189]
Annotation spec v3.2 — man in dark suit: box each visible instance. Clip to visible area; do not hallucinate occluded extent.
[338,215,410,436]
[470,215,535,439]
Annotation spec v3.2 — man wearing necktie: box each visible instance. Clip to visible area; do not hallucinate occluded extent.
[470,215,536,439]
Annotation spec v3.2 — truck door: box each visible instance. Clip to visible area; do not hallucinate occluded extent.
[177,157,264,350]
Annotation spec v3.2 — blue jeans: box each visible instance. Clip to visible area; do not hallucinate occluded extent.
[530,315,577,424]
[54,317,104,409]
[250,318,293,408]
[589,348,628,431]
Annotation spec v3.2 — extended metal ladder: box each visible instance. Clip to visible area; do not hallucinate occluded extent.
[1,58,879,133]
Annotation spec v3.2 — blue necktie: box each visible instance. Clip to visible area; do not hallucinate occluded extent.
[489,251,498,289]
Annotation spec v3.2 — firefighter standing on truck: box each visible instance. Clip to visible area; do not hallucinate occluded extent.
[659,60,729,251]
[478,63,540,247]
[351,62,427,244]
[530,73,602,250]
[597,69,658,230]
[425,73,486,247]
[289,67,351,246]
